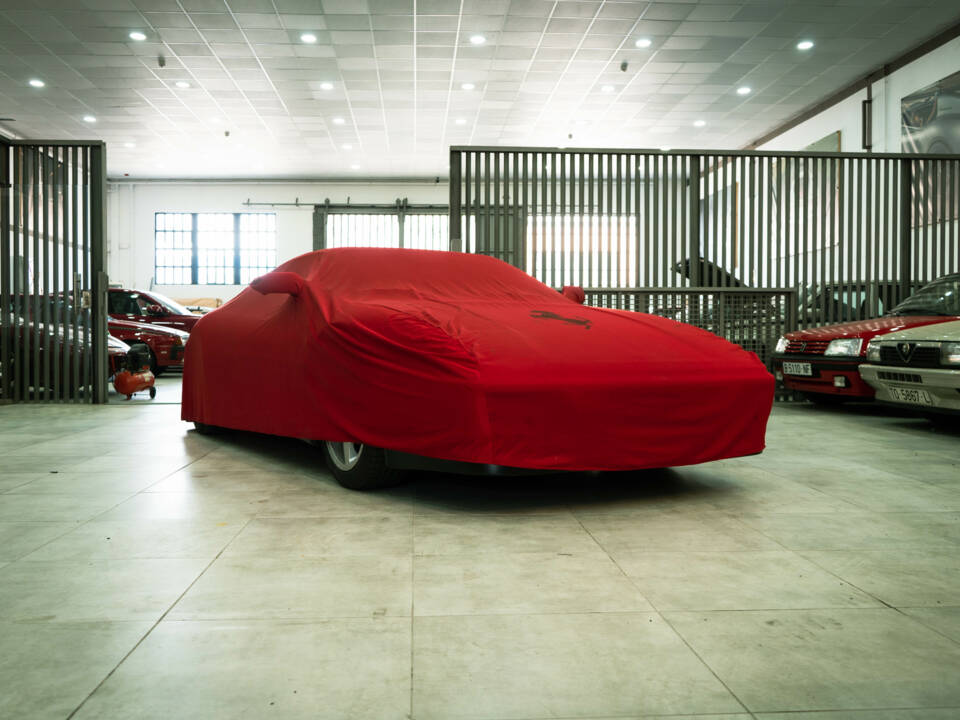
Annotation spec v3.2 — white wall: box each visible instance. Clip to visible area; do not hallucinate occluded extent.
[106,180,448,301]
[760,35,960,153]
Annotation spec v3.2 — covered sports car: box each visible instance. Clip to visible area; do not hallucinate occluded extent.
[182,248,774,489]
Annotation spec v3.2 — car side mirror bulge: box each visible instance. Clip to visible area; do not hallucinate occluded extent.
[561,285,586,304]
[251,271,303,297]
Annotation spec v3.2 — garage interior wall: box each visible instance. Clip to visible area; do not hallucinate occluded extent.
[106,180,448,300]
[759,35,960,153]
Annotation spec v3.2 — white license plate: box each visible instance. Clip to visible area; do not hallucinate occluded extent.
[888,387,933,406]
[782,361,812,377]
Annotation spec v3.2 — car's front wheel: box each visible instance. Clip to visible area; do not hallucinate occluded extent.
[323,441,405,491]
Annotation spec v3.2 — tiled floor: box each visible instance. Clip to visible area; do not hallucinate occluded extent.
[1,393,959,720]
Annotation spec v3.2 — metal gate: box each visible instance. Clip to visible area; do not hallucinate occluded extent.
[0,138,108,404]
[313,200,449,251]
[449,147,960,330]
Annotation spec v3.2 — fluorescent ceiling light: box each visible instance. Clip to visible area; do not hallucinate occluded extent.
[175,81,190,88]
[82,115,96,123]
[694,120,706,127]
[797,40,814,50]
[469,34,486,45]
[301,33,317,43]
[320,82,333,90]
[635,38,652,48]
[28,78,44,88]
[736,86,751,95]
[332,117,345,125]
[129,31,146,41]
[461,82,475,90]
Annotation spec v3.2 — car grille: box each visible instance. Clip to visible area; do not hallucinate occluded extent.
[879,345,941,368]
[785,339,830,355]
[877,370,923,383]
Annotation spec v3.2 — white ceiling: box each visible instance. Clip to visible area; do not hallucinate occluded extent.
[1,0,958,179]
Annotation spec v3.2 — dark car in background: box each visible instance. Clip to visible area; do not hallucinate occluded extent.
[108,288,200,333]
[771,273,960,403]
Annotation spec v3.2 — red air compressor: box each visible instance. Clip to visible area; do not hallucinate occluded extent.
[113,343,156,400]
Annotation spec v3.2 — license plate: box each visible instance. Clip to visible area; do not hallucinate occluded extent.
[888,387,933,406]
[782,361,812,377]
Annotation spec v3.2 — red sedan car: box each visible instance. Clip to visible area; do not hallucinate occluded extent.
[108,288,200,333]
[772,273,960,403]
[183,248,774,490]
[108,318,189,376]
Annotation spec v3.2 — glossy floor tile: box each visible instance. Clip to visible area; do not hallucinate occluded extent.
[1,397,959,718]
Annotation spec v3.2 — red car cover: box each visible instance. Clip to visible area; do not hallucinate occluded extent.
[182,248,774,471]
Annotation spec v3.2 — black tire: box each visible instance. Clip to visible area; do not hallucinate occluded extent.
[193,421,221,435]
[323,441,406,491]
[803,392,850,406]
[148,386,156,399]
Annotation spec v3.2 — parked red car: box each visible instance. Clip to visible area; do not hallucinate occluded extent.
[183,248,774,490]
[771,273,960,403]
[108,318,189,376]
[108,288,200,332]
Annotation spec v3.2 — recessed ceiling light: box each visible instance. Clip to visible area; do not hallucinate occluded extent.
[28,78,45,88]
[455,117,466,125]
[736,86,751,95]
[601,85,615,93]
[332,117,345,125]
[320,82,333,91]
[797,40,814,50]
[129,31,146,41]
[210,117,221,123]
[301,33,317,43]
[342,143,352,150]
[461,82,475,90]
[635,38,652,48]
[82,115,96,123]
[469,34,486,45]
[175,81,190,89]
[659,146,671,152]
[350,164,361,170]
[694,120,706,127]
[124,142,136,148]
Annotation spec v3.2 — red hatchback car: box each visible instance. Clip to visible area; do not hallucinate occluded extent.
[772,274,960,403]
[108,288,200,333]
[108,318,189,376]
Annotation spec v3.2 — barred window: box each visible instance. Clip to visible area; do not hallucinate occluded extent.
[154,212,277,285]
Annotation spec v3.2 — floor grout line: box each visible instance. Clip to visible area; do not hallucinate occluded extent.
[64,515,255,720]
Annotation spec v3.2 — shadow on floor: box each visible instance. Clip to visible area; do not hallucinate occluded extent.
[191,424,734,513]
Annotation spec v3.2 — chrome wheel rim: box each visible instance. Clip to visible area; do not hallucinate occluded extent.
[326,441,363,471]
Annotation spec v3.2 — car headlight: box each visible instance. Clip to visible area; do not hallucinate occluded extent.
[943,342,960,366]
[775,336,789,353]
[824,338,863,356]
[866,341,881,363]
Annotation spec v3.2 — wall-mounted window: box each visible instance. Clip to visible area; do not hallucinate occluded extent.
[154,212,277,285]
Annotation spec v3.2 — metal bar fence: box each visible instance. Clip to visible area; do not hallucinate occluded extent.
[0,139,107,404]
[450,147,960,332]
